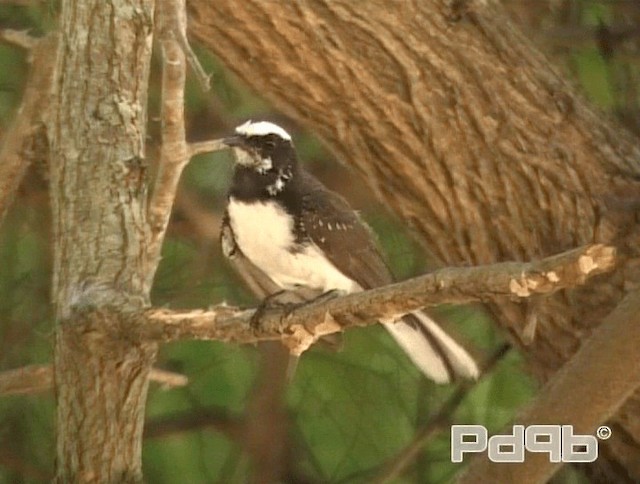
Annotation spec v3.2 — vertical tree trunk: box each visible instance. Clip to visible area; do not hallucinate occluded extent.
[48,1,156,481]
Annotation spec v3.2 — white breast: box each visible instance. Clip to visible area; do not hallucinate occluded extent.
[227,198,358,293]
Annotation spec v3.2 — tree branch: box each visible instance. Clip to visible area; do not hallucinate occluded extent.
[176,28,210,91]
[372,344,511,484]
[0,364,188,396]
[0,364,51,396]
[145,0,190,290]
[188,138,226,158]
[0,29,37,50]
[0,32,56,225]
[139,244,615,350]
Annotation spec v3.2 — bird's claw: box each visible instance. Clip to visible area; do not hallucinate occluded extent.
[250,290,302,330]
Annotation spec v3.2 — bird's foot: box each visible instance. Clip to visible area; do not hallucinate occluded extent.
[250,289,304,330]
[250,288,345,330]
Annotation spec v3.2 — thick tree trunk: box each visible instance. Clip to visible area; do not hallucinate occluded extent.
[188,0,640,480]
[48,1,156,481]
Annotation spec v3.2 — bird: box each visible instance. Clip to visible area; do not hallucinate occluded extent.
[220,120,479,383]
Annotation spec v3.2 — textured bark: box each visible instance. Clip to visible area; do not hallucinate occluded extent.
[48,1,156,482]
[187,0,640,480]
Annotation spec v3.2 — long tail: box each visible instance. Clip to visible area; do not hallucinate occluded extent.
[383,311,479,384]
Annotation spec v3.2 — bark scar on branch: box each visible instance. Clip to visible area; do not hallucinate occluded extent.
[139,244,616,346]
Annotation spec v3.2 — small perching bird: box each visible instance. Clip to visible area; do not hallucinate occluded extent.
[221,120,479,383]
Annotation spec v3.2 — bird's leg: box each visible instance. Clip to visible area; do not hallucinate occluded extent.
[282,289,346,381]
[250,288,348,382]
[304,288,345,306]
[250,288,345,330]
[250,288,307,330]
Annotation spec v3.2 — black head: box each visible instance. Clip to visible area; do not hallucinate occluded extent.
[224,121,298,197]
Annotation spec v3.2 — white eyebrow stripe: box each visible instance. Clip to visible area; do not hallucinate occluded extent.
[235,120,292,140]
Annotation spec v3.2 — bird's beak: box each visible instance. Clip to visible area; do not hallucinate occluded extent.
[222,135,245,148]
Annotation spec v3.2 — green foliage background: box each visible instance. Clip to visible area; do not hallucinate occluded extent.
[0,1,638,482]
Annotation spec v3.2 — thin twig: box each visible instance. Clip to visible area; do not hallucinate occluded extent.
[188,138,227,158]
[0,364,188,396]
[148,368,189,389]
[0,29,37,50]
[372,344,511,484]
[0,364,52,395]
[175,28,211,91]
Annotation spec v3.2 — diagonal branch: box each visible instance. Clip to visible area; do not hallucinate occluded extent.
[188,138,227,158]
[372,344,511,484]
[455,287,640,483]
[139,244,616,349]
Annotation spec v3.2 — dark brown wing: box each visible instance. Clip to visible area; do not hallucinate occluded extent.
[299,171,394,290]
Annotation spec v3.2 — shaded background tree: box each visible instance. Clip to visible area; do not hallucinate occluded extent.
[0,0,639,482]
